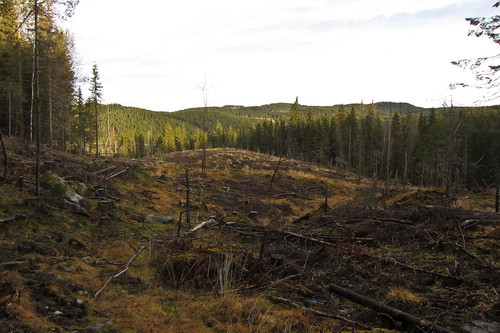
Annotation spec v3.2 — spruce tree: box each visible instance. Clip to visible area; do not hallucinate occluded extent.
[90,63,102,155]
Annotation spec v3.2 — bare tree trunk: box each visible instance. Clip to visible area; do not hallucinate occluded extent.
[34,0,41,196]
[8,84,12,138]
[496,159,499,213]
[403,148,408,191]
[17,30,24,139]
[0,129,7,183]
[95,102,99,156]
[201,78,208,177]
[269,156,284,191]
[185,169,191,226]
[30,45,35,143]
[385,111,392,195]
[347,126,352,169]
[48,60,53,148]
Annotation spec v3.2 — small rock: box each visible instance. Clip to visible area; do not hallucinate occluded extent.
[81,256,93,265]
[64,279,77,291]
[248,211,258,218]
[62,265,77,272]
[64,199,89,216]
[75,299,85,306]
[40,272,65,283]
[98,216,111,227]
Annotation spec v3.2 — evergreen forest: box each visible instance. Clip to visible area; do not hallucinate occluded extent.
[1,0,499,192]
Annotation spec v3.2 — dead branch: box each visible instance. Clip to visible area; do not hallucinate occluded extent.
[376,256,457,280]
[0,261,29,267]
[105,168,128,180]
[0,213,27,223]
[273,192,297,199]
[269,296,370,329]
[329,283,456,333]
[94,243,148,298]
[90,165,117,176]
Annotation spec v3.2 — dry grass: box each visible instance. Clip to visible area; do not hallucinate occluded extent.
[387,287,423,305]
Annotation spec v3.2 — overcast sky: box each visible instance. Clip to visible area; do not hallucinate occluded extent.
[62,0,499,111]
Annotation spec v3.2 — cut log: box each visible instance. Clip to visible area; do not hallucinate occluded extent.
[329,283,456,333]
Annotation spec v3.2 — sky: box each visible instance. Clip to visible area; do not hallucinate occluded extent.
[61,0,500,112]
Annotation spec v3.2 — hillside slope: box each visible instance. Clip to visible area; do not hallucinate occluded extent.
[0,142,498,332]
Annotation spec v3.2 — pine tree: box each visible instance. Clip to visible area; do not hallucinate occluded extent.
[90,63,102,155]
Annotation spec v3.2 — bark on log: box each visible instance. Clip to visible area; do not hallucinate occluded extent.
[328,283,456,333]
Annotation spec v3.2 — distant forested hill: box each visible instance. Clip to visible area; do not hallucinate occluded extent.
[96,102,499,194]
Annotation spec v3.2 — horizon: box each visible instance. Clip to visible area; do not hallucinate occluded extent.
[63,0,500,112]
[102,99,496,113]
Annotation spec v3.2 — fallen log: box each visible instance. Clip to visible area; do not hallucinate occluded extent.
[90,165,117,176]
[94,243,148,298]
[186,218,217,234]
[0,213,27,223]
[329,283,456,333]
[105,168,128,180]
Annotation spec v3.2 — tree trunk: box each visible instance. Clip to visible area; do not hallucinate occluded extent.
[95,101,99,156]
[185,169,191,226]
[8,84,12,138]
[0,129,7,183]
[48,60,53,148]
[17,35,24,140]
[30,45,35,143]
[35,0,41,196]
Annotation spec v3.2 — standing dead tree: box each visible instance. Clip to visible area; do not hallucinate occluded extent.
[269,156,285,191]
[0,130,6,183]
